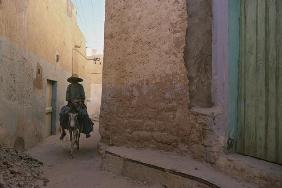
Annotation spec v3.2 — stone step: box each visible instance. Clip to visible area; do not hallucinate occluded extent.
[101,146,256,188]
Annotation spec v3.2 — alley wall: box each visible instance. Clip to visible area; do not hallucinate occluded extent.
[100,0,216,159]
[86,55,103,120]
[0,0,94,149]
[100,0,282,186]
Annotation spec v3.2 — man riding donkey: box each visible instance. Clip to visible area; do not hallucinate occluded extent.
[59,74,94,140]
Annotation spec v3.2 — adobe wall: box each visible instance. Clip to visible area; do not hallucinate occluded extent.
[0,0,94,149]
[184,0,212,108]
[100,0,216,159]
[100,1,282,186]
[0,38,70,148]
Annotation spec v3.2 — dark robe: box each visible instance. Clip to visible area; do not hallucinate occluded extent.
[59,83,93,134]
[66,83,85,102]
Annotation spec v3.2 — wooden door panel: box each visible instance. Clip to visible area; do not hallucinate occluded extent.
[277,0,282,164]
[237,0,282,164]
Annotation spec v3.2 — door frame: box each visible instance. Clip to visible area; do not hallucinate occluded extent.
[227,0,240,147]
[47,79,57,135]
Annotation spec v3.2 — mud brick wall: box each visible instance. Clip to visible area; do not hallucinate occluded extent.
[184,0,212,108]
[0,0,93,149]
[100,0,213,158]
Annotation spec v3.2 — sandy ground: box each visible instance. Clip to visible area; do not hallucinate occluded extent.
[27,123,158,188]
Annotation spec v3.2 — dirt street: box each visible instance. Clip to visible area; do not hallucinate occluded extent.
[28,123,157,188]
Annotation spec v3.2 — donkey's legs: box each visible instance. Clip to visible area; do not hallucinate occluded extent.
[70,130,74,157]
[76,130,80,150]
[76,124,82,150]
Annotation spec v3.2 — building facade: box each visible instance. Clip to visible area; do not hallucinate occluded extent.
[86,54,103,120]
[0,0,95,149]
[100,0,282,186]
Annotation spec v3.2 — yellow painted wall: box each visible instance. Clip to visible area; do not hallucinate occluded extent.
[0,0,97,148]
[0,0,90,78]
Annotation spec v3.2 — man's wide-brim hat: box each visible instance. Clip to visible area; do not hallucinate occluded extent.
[67,74,83,83]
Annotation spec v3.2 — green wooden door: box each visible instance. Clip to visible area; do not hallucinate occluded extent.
[237,0,282,164]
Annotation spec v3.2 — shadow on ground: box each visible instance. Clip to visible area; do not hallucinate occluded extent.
[28,123,158,188]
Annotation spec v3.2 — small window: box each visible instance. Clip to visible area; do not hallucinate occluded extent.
[56,54,60,63]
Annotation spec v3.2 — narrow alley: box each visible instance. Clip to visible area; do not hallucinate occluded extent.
[0,0,282,188]
[27,124,158,188]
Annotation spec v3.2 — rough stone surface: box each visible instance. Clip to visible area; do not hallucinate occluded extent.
[102,147,258,188]
[101,0,191,151]
[0,147,48,188]
[0,0,97,149]
[216,154,282,188]
[100,0,282,186]
[100,0,214,159]
[184,0,212,108]
[0,38,72,148]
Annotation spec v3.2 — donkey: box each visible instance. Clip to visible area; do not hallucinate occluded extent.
[68,112,81,157]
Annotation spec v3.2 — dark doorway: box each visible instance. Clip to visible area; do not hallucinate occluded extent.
[46,80,57,135]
